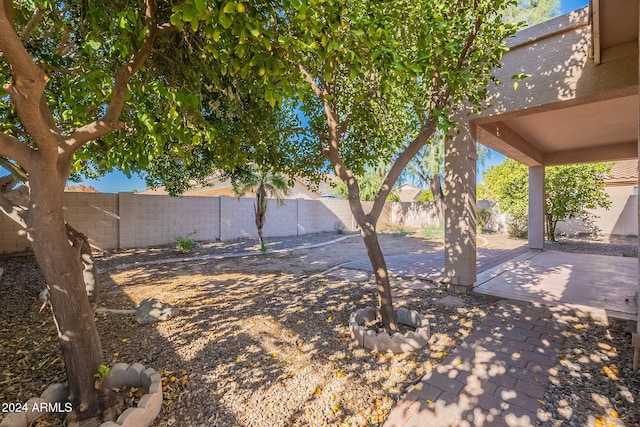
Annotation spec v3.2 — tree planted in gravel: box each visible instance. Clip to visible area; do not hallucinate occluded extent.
[482,159,612,241]
[267,0,521,331]
[0,0,292,420]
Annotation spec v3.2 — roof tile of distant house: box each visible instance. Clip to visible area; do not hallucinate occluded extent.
[608,160,637,184]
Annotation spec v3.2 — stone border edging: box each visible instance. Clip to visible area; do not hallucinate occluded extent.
[349,306,430,354]
[100,362,163,427]
[0,363,162,427]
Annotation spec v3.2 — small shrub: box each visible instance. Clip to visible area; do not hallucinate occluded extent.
[173,231,198,253]
[94,364,112,389]
[333,221,346,234]
[506,215,528,239]
[415,189,434,202]
[477,208,491,232]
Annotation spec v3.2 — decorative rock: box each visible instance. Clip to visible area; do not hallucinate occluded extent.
[349,306,430,354]
[25,398,46,425]
[434,295,466,308]
[40,383,68,405]
[135,298,177,325]
[0,412,27,427]
[0,363,163,427]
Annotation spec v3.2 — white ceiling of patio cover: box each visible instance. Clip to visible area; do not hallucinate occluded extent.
[504,94,638,153]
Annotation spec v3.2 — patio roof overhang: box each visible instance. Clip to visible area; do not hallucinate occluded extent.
[471,3,638,167]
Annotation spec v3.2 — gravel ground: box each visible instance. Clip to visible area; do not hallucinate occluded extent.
[0,232,638,427]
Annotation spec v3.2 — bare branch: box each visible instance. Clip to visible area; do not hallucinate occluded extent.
[298,64,326,101]
[0,1,62,159]
[0,157,28,182]
[0,3,46,83]
[0,192,28,228]
[20,3,44,41]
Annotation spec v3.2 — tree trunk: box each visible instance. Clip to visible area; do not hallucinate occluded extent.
[0,173,100,303]
[27,171,103,421]
[546,214,556,241]
[255,186,267,248]
[348,195,398,331]
[427,175,445,225]
[360,222,397,332]
[66,224,100,303]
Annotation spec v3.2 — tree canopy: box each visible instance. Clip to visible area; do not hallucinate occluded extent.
[0,0,312,419]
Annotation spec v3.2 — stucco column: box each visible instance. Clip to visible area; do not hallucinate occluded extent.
[528,166,545,250]
[444,126,477,290]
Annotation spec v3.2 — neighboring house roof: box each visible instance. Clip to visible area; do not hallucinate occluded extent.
[395,183,424,202]
[607,160,637,186]
[141,174,337,199]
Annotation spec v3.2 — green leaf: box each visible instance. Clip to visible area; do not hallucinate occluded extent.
[183,5,196,22]
[169,12,184,30]
[219,11,232,29]
[247,23,260,37]
[85,39,101,51]
[223,2,237,13]
[194,0,206,13]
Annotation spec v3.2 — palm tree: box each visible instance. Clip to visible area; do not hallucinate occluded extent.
[231,166,290,251]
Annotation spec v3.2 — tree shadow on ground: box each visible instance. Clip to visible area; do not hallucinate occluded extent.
[0,255,245,426]
[97,251,499,426]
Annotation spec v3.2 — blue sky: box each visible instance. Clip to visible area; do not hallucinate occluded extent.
[75,0,589,193]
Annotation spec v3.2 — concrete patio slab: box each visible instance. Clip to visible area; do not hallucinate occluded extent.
[341,247,530,282]
[474,250,638,321]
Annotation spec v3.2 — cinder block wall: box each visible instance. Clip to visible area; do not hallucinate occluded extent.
[63,192,119,251]
[262,199,298,238]
[119,193,219,248]
[0,210,30,254]
[556,186,638,237]
[297,199,355,234]
[219,196,258,240]
[0,193,435,255]
[389,202,440,228]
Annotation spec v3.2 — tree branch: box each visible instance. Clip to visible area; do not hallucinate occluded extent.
[370,119,438,221]
[63,0,176,157]
[20,3,44,41]
[0,131,34,170]
[0,0,59,158]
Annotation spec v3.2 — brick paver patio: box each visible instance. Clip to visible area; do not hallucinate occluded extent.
[383,302,567,427]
